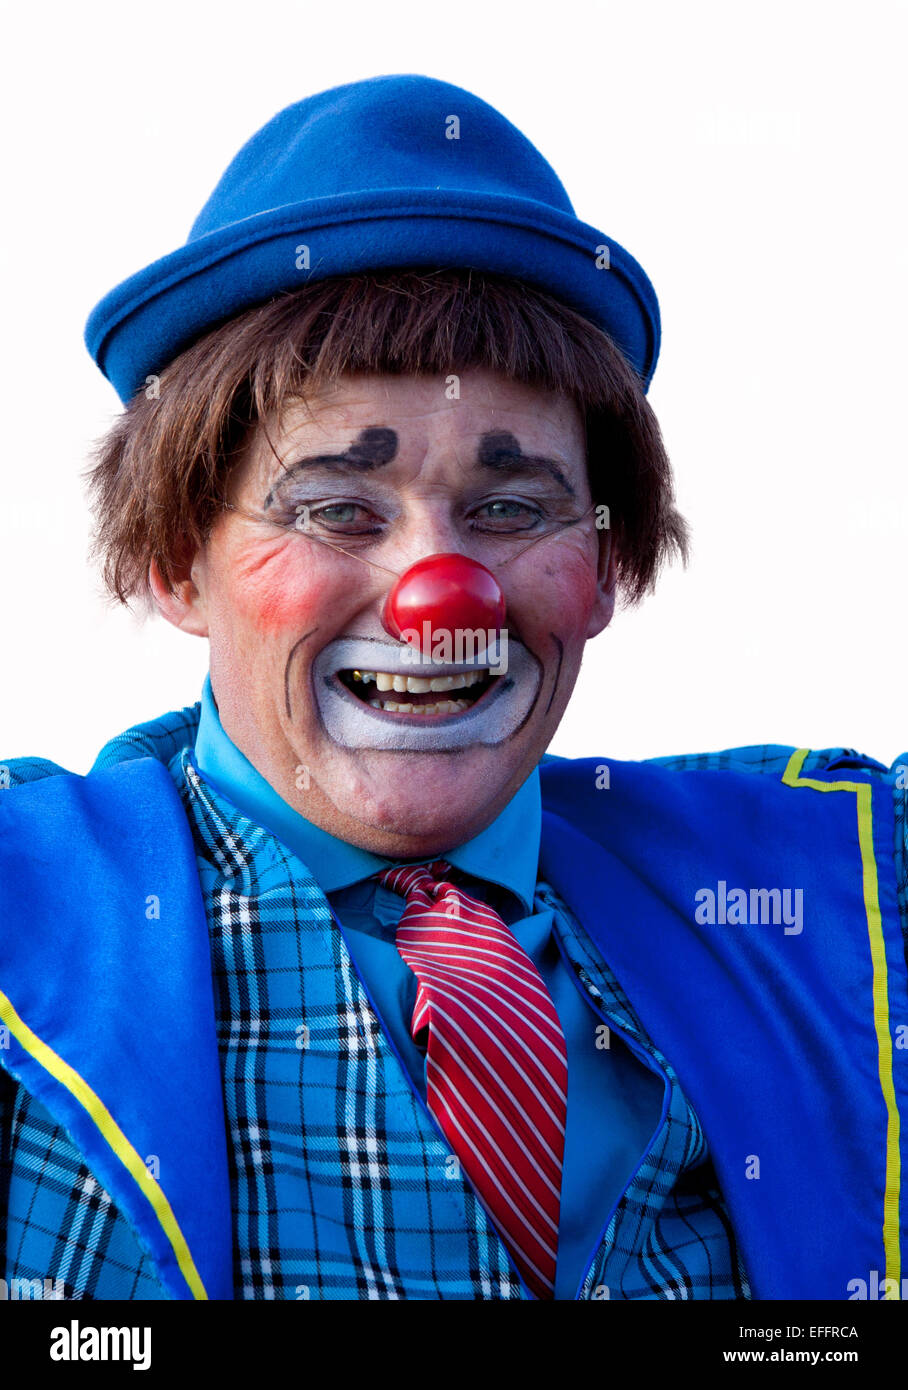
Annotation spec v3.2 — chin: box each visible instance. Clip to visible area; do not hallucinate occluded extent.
[334,747,513,846]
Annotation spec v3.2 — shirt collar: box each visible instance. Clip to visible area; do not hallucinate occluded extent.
[193,673,540,912]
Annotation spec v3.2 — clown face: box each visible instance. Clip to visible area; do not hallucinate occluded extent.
[151,370,616,857]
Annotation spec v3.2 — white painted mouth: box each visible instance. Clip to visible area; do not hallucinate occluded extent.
[312,636,541,750]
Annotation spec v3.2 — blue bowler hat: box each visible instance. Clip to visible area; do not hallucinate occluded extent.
[85,73,661,405]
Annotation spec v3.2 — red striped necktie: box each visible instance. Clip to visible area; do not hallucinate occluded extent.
[376,858,568,1299]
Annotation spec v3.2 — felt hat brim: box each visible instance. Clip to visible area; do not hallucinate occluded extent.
[85,187,660,406]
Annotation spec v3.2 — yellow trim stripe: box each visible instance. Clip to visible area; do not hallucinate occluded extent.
[0,988,208,1300]
[782,748,901,1289]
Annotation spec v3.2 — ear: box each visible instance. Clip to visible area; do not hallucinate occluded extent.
[585,527,618,639]
[148,547,210,638]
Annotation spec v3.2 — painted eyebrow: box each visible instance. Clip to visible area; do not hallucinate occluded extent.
[476,431,576,497]
[264,427,398,508]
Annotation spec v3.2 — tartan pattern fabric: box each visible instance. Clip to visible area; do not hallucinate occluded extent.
[0,1070,168,1300]
[2,705,906,1299]
[541,882,751,1300]
[153,746,751,1301]
[165,751,526,1301]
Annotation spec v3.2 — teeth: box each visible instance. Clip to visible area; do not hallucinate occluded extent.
[367,698,472,715]
[354,669,488,694]
[430,671,485,692]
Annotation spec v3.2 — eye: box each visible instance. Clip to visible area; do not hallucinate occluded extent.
[315,503,362,524]
[471,498,544,531]
[294,500,384,534]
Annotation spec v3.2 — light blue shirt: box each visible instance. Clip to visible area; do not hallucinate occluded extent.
[194,673,664,1298]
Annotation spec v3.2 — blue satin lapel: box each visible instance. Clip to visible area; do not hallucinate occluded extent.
[0,758,232,1300]
[538,756,906,1299]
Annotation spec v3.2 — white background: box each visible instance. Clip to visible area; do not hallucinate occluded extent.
[2,0,905,771]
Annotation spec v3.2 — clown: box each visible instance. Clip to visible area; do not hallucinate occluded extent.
[1,74,905,1303]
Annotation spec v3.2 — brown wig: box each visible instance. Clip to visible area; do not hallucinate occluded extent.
[83,268,689,612]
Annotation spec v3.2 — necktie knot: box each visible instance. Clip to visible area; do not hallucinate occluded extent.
[375,859,456,905]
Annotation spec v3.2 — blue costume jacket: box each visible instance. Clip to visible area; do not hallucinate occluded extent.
[1,711,906,1301]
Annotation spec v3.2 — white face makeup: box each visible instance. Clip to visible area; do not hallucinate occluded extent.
[312,636,542,751]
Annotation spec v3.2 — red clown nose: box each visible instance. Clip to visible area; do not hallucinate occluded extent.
[381,553,506,651]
